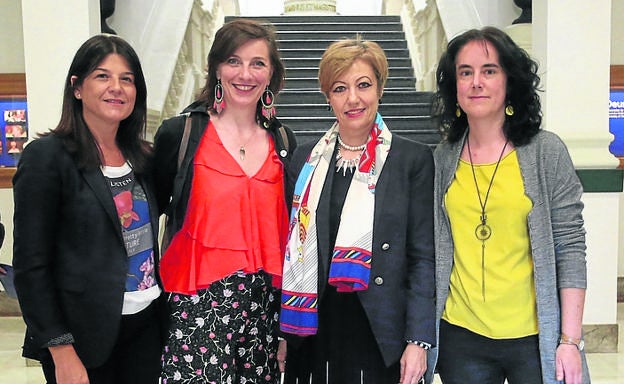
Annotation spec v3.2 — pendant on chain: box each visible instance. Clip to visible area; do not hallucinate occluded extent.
[475,214,492,241]
[467,136,509,302]
[239,146,246,160]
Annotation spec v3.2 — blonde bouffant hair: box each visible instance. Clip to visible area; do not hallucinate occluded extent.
[318,36,389,98]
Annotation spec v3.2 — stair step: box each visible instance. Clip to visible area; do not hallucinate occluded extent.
[282,57,413,68]
[286,67,413,78]
[270,22,404,32]
[276,103,432,117]
[226,15,402,24]
[279,47,410,59]
[278,39,407,50]
[277,89,433,104]
[277,91,433,105]
[276,31,405,41]
[283,77,416,89]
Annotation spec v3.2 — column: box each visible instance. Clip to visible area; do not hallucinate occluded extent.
[21,0,101,137]
[533,0,620,352]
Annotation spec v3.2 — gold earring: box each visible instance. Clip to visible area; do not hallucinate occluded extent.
[455,103,462,118]
[505,104,514,116]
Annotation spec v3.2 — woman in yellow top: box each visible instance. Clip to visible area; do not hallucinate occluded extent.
[429,27,590,384]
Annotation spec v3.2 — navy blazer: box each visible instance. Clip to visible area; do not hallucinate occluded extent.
[286,134,436,367]
[12,135,162,367]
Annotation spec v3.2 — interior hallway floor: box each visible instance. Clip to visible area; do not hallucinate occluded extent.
[1,303,623,383]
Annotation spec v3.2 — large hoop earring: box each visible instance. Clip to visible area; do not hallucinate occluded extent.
[261,86,276,120]
[213,79,225,114]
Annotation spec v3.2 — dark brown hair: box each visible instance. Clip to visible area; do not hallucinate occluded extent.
[49,34,150,172]
[434,26,542,146]
[196,19,285,126]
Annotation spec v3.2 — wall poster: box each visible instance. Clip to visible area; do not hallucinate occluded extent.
[0,97,28,167]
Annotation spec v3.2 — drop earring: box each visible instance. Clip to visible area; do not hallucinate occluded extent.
[213,79,225,114]
[456,103,462,118]
[261,86,276,120]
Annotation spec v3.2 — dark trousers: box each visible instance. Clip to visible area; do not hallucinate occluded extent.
[41,300,162,384]
[437,320,543,384]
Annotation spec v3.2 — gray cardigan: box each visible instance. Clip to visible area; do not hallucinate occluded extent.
[427,130,590,383]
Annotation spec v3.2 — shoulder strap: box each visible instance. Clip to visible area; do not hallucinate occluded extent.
[162,114,192,253]
[177,115,192,170]
[277,124,289,152]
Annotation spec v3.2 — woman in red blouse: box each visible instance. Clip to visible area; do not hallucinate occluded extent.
[152,19,296,383]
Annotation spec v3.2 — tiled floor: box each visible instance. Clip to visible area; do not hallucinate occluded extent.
[0,305,623,383]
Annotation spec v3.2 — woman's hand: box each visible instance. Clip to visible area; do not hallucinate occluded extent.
[400,343,427,383]
[277,339,287,373]
[556,343,582,384]
[49,344,89,384]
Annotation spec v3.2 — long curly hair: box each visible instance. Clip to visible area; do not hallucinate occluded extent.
[433,26,542,146]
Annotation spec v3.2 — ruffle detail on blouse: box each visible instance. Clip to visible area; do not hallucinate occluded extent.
[160,122,288,295]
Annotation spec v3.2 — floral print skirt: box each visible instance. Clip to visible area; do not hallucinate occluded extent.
[161,271,280,383]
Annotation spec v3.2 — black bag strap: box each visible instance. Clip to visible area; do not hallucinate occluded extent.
[278,125,289,153]
[162,114,192,253]
[177,114,192,171]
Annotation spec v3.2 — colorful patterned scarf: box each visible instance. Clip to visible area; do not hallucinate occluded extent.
[280,113,392,335]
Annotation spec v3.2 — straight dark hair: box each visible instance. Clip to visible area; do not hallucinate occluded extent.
[47,34,150,172]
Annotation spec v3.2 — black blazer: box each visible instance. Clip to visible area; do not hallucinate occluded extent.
[286,134,436,366]
[12,135,162,367]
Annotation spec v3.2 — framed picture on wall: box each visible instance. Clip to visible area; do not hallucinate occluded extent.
[0,96,28,167]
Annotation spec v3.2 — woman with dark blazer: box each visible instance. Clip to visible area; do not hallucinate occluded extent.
[280,37,435,384]
[13,35,164,384]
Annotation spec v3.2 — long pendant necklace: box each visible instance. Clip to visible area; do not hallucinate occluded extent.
[466,135,508,301]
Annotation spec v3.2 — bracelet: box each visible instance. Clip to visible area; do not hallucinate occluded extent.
[559,333,584,351]
[406,340,431,350]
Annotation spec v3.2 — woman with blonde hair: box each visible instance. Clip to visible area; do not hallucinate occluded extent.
[280,37,435,384]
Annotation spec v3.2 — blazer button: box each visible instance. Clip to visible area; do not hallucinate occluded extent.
[374,276,384,285]
[381,243,390,251]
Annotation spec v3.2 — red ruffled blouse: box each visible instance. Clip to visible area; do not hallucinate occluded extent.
[160,121,288,294]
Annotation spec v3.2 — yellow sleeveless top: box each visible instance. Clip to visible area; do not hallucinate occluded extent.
[442,150,538,338]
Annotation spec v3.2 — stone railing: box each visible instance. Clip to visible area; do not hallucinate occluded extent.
[400,0,446,91]
[149,0,223,138]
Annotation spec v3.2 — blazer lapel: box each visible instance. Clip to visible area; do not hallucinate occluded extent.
[82,168,124,243]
